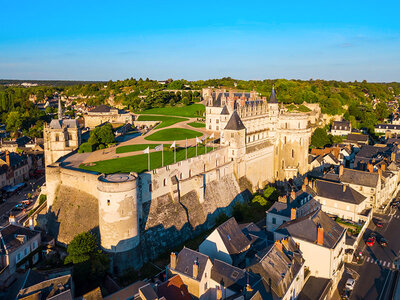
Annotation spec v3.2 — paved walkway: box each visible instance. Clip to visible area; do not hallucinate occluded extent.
[82,114,218,164]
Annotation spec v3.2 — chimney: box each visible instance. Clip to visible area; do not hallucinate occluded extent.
[381,164,386,172]
[240,99,245,107]
[317,226,324,246]
[302,184,306,192]
[193,260,199,278]
[391,152,396,162]
[279,195,287,203]
[290,190,296,200]
[339,165,344,177]
[342,184,347,192]
[216,287,222,300]
[246,284,253,292]
[275,240,283,252]
[367,163,373,173]
[9,214,16,225]
[170,252,177,269]
[304,177,309,186]
[291,208,297,220]
[5,151,10,166]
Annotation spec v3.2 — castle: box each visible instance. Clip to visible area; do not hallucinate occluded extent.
[42,88,318,272]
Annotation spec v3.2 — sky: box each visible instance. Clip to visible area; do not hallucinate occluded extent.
[1,0,400,82]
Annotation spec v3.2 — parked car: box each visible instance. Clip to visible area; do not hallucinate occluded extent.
[379,237,388,247]
[376,220,384,228]
[345,278,356,291]
[366,235,376,247]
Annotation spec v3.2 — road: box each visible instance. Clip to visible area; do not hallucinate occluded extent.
[0,176,45,226]
[344,205,400,300]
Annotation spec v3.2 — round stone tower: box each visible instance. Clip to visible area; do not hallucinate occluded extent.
[97,173,141,272]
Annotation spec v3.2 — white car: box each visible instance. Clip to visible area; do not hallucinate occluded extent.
[345,278,356,291]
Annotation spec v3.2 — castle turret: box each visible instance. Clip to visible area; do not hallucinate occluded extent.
[222,111,246,160]
[97,173,141,272]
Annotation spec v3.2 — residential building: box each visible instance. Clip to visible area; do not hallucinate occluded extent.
[168,247,213,298]
[0,224,41,286]
[17,274,73,300]
[0,151,29,189]
[313,179,368,222]
[84,105,134,128]
[199,217,252,266]
[375,123,400,135]
[247,237,306,300]
[157,274,191,300]
[331,120,351,136]
[343,133,369,147]
[266,182,320,232]
[274,208,346,288]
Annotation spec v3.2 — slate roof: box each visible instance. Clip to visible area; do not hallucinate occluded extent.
[174,247,209,281]
[49,119,78,129]
[90,104,112,113]
[138,284,158,300]
[17,274,72,300]
[247,239,304,299]
[220,105,230,115]
[0,224,40,254]
[375,123,400,130]
[297,276,332,300]
[340,168,380,188]
[216,217,251,255]
[156,275,191,300]
[269,86,277,103]
[315,180,366,205]
[224,111,246,131]
[211,259,256,293]
[332,120,350,131]
[0,152,28,168]
[103,281,147,300]
[345,133,368,143]
[275,208,346,249]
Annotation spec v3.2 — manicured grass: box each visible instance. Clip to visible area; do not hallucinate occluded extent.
[80,146,213,174]
[116,144,170,154]
[137,115,188,129]
[139,104,205,117]
[145,128,202,141]
[187,122,206,128]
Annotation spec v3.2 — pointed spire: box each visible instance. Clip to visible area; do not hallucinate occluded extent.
[58,97,63,120]
[269,85,277,103]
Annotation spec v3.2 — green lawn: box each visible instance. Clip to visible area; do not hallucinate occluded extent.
[80,146,213,174]
[145,128,202,141]
[116,144,172,154]
[137,115,188,129]
[187,122,206,128]
[139,104,205,117]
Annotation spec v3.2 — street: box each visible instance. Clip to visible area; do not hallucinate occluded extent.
[344,205,400,300]
[0,176,45,226]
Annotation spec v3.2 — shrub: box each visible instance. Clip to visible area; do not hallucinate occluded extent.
[78,142,93,153]
[252,195,268,206]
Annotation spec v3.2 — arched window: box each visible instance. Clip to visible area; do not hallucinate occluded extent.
[55,134,59,142]
[292,149,294,158]
[107,200,110,206]
[163,179,167,186]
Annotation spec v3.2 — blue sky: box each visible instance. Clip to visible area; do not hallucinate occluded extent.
[1,1,399,82]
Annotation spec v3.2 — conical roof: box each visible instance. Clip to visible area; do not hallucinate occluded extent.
[269,86,277,103]
[220,105,230,115]
[224,111,246,130]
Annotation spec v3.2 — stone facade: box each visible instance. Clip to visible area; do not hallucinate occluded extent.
[43,89,318,271]
[84,105,134,128]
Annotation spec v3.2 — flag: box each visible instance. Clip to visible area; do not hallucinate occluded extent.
[155,144,163,151]
[210,132,215,139]
[170,141,176,148]
[202,135,207,141]
[196,137,201,144]
[143,147,150,154]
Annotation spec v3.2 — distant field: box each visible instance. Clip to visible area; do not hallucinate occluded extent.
[137,115,188,129]
[116,144,170,154]
[80,146,213,174]
[145,128,202,141]
[139,104,205,118]
[187,122,205,128]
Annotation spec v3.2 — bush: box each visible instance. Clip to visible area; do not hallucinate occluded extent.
[98,144,105,150]
[78,142,93,153]
[39,194,47,205]
[252,195,268,206]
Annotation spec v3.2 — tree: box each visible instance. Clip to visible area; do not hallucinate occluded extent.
[311,128,330,148]
[375,102,389,121]
[252,195,268,206]
[65,232,98,264]
[6,111,23,134]
[88,123,115,150]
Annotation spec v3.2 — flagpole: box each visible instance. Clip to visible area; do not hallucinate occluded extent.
[162,145,164,167]
[185,138,187,160]
[148,151,150,171]
[196,142,198,157]
[174,146,176,163]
